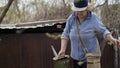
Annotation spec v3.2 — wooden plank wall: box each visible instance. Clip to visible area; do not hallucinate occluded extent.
[0,33,115,68]
[0,33,70,68]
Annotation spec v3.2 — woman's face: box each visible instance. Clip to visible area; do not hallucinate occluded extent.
[76,9,88,19]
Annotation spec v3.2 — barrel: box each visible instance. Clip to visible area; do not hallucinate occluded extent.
[53,55,70,68]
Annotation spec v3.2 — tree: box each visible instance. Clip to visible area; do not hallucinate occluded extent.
[0,0,14,24]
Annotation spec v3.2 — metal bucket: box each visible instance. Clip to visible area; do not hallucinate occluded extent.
[86,53,101,68]
[53,55,70,68]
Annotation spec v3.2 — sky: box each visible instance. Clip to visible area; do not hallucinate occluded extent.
[0,0,7,7]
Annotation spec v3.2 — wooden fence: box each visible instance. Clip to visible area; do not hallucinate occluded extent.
[0,33,116,68]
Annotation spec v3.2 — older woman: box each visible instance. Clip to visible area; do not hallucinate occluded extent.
[58,0,120,68]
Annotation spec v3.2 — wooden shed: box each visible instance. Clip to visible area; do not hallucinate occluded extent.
[0,19,118,68]
[0,19,69,68]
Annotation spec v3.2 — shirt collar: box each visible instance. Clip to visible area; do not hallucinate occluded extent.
[72,11,92,20]
[86,11,92,19]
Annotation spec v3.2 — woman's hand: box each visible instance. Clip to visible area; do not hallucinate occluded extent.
[58,50,65,58]
[106,34,120,48]
[111,38,120,48]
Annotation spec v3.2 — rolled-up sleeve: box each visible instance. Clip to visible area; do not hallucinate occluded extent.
[94,17,111,40]
[103,30,111,39]
[61,17,72,40]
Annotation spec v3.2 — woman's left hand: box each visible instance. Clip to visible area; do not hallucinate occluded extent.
[112,39,120,48]
[106,34,120,48]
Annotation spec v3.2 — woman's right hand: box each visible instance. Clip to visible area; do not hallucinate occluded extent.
[58,50,65,58]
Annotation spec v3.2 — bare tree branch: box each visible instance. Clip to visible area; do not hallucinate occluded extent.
[62,0,66,6]
[95,0,108,8]
[0,0,14,24]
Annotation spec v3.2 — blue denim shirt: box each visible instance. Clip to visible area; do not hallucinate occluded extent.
[61,12,110,60]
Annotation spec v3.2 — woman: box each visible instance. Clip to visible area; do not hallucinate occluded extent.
[58,0,120,68]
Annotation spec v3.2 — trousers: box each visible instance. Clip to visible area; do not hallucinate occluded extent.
[71,58,87,68]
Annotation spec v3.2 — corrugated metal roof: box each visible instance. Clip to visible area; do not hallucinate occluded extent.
[0,19,66,29]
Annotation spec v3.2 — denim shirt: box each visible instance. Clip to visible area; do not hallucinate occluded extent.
[61,12,110,60]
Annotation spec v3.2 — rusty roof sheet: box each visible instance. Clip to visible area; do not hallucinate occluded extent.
[0,19,66,29]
